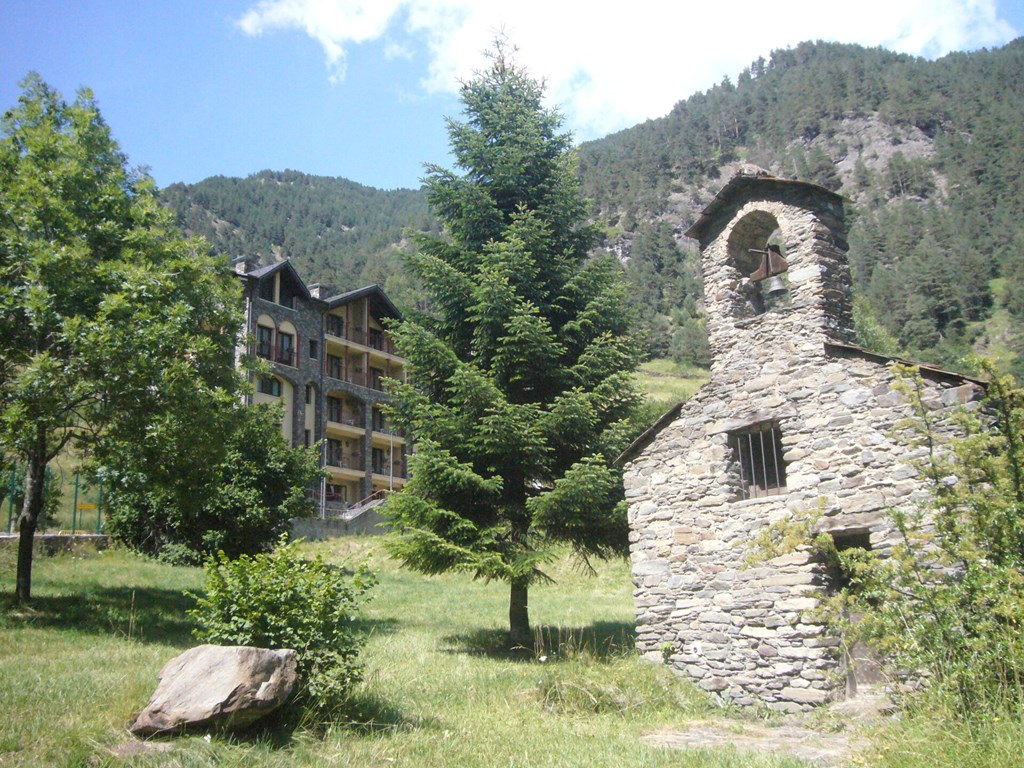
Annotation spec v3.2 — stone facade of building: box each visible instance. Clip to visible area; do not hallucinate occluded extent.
[622,170,983,711]
[236,259,410,512]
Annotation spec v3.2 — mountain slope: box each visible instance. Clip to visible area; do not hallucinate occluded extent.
[160,39,1024,374]
[579,38,1024,373]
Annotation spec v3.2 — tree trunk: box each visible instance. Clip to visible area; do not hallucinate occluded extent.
[16,433,47,604]
[509,578,531,649]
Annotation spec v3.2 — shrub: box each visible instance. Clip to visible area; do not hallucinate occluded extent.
[105,403,321,563]
[190,537,376,722]
[833,364,1024,713]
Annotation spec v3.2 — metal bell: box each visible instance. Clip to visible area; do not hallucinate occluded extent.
[764,275,787,298]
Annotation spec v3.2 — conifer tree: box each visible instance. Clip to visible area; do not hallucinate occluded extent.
[383,41,641,647]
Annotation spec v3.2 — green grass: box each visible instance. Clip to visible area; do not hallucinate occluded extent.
[6,537,1019,767]
[0,538,813,767]
[636,358,709,406]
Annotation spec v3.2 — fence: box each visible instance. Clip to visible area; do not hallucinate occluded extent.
[4,466,104,535]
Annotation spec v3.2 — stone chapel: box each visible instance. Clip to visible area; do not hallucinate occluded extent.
[621,168,984,712]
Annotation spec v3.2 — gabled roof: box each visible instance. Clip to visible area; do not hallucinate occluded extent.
[684,169,845,243]
[242,259,311,301]
[326,284,402,321]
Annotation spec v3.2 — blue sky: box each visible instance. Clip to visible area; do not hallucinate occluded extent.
[2,1,1021,191]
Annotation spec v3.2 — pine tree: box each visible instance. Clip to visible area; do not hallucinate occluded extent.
[383,41,641,647]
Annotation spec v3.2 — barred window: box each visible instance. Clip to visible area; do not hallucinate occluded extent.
[729,422,786,500]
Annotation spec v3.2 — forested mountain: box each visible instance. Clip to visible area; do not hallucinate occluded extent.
[160,170,439,306]
[580,38,1024,375]
[161,38,1024,375]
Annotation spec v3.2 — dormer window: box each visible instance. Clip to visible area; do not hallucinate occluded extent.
[729,422,787,500]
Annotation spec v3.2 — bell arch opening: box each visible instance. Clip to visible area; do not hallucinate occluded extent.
[726,211,790,317]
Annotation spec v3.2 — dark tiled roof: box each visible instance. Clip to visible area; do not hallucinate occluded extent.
[326,284,402,321]
[243,259,311,301]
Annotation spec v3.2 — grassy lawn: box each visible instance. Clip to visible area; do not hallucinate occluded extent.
[0,538,821,767]
[3,538,1023,766]
[637,359,709,406]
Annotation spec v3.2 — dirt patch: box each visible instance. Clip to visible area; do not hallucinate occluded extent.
[645,692,889,766]
[645,720,867,766]
[104,738,176,760]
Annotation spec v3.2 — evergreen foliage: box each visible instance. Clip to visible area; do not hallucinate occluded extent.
[577,39,1024,371]
[382,42,642,646]
[158,39,1024,372]
[160,169,438,300]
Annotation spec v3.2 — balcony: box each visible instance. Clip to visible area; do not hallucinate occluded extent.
[326,451,363,471]
[372,460,406,479]
[274,346,296,367]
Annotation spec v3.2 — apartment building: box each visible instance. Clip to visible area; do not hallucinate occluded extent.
[235,258,409,514]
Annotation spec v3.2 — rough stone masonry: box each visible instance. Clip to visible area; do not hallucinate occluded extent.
[621,168,983,712]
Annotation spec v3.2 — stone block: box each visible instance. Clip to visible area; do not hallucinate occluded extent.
[779,686,829,704]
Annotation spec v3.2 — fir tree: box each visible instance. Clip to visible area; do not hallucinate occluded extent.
[383,41,641,647]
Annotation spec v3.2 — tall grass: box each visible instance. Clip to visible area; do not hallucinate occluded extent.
[856,695,1024,768]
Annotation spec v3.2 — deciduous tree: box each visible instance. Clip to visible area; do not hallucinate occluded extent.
[0,75,240,600]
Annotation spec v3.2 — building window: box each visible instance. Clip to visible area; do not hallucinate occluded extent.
[258,377,282,397]
[326,314,344,337]
[372,447,387,475]
[327,438,342,466]
[305,384,314,405]
[258,279,274,302]
[276,331,295,366]
[304,429,312,447]
[327,396,343,423]
[256,325,274,359]
[326,354,343,379]
[309,339,319,359]
[369,367,385,391]
[729,422,786,500]
[372,407,385,432]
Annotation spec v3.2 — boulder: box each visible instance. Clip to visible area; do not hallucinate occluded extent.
[131,645,297,735]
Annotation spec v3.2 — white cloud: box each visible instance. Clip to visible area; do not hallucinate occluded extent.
[237,0,1019,138]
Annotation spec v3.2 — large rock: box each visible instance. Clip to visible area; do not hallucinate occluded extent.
[131,645,297,735]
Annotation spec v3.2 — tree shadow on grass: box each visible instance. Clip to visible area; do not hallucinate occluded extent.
[1,586,197,646]
[334,690,434,736]
[441,620,636,662]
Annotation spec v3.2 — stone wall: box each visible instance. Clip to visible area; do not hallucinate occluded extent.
[625,172,984,711]
[626,350,980,711]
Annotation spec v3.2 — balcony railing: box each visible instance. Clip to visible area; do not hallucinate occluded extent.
[326,451,363,470]
[275,346,296,367]
[256,340,273,360]
[324,324,398,356]
[328,411,366,429]
[372,460,406,478]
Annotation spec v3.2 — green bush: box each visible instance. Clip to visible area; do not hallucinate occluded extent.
[190,537,376,722]
[833,364,1024,713]
[105,403,322,564]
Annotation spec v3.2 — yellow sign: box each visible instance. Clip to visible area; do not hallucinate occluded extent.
[77,503,97,510]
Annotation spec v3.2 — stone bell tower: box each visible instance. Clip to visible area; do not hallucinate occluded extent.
[684,167,854,381]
